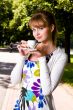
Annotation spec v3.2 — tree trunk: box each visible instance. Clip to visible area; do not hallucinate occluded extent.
[64,30,70,63]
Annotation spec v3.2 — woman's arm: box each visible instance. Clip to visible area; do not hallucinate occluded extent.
[38,53,67,96]
[10,56,26,85]
[10,40,31,85]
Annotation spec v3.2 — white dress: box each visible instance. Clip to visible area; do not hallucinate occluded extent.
[11,47,67,110]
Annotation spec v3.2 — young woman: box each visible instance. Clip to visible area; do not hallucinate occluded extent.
[11,10,67,110]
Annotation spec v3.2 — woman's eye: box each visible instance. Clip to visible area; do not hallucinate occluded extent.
[32,28,36,31]
[39,27,44,30]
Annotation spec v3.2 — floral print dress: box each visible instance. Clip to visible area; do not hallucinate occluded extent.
[12,47,67,110]
[14,59,49,110]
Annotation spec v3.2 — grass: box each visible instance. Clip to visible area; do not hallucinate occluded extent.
[62,55,73,86]
[70,55,73,63]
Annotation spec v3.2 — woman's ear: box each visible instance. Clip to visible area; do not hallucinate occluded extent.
[51,24,55,32]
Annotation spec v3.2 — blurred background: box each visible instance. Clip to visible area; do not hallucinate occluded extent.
[0,0,73,63]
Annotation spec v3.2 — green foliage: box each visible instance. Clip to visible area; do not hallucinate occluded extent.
[0,0,12,28]
[70,55,73,63]
[9,0,73,43]
[9,0,52,31]
[0,0,13,45]
[8,0,53,42]
[55,0,73,11]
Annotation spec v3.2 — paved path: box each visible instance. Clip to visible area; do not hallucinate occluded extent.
[0,51,73,110]
[0,52,18,109]
[53,84,73,110]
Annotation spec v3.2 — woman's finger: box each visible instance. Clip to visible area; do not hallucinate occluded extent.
[21,40,27,44]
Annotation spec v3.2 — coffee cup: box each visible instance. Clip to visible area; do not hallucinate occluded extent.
[27,40,36,49]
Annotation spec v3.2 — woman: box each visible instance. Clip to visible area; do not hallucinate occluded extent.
[11,10,67,110]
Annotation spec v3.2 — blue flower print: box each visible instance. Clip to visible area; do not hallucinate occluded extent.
[24,90,36,102]
[38,88,46,108]
[25,60,35,68]
[13,99,21,110]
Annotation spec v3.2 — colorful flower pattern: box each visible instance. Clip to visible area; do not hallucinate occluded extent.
[31,79,46,108]
[14,60,47,109]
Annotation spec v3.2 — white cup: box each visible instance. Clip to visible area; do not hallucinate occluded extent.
[27,40,36,49]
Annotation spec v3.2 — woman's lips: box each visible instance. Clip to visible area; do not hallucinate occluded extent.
[36,36,42,39]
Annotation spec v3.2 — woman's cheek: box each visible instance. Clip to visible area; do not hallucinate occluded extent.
[32,31,36,37]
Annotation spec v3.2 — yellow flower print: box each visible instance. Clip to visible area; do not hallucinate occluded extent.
[22,73,26,79]
[34,69,40,76]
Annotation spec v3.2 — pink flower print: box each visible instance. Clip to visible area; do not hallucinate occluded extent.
[31,79,41,97]
[22,70,30,83]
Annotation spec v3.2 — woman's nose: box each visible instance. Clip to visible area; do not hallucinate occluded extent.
[36,29,40,35]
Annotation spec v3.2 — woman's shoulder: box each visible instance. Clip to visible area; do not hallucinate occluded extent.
[53,47,68,60]
[53,47,66,55]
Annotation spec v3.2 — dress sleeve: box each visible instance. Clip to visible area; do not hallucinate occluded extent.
[38,53,67,96]
[10,55,26,85]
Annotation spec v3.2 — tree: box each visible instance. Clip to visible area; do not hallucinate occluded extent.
[53,0,73,63]
[0,0,13,45]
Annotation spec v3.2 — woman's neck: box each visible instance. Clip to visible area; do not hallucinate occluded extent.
[42,41,56,55]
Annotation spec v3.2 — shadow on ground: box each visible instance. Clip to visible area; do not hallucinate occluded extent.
[0,62,15,88]
[0,62,15,75]
[0,76,10,88]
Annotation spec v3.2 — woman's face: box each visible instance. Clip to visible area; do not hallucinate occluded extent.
[31,24,52,43]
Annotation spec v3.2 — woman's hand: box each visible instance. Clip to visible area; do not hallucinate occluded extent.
[17,40,48,58]
[17,40,30,56]
[29,43,48,58]
[35,43,48,56]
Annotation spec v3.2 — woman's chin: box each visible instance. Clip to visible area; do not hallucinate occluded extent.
[37,39,42,43]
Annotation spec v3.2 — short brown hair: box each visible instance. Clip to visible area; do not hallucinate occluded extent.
[29,10,57,44]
